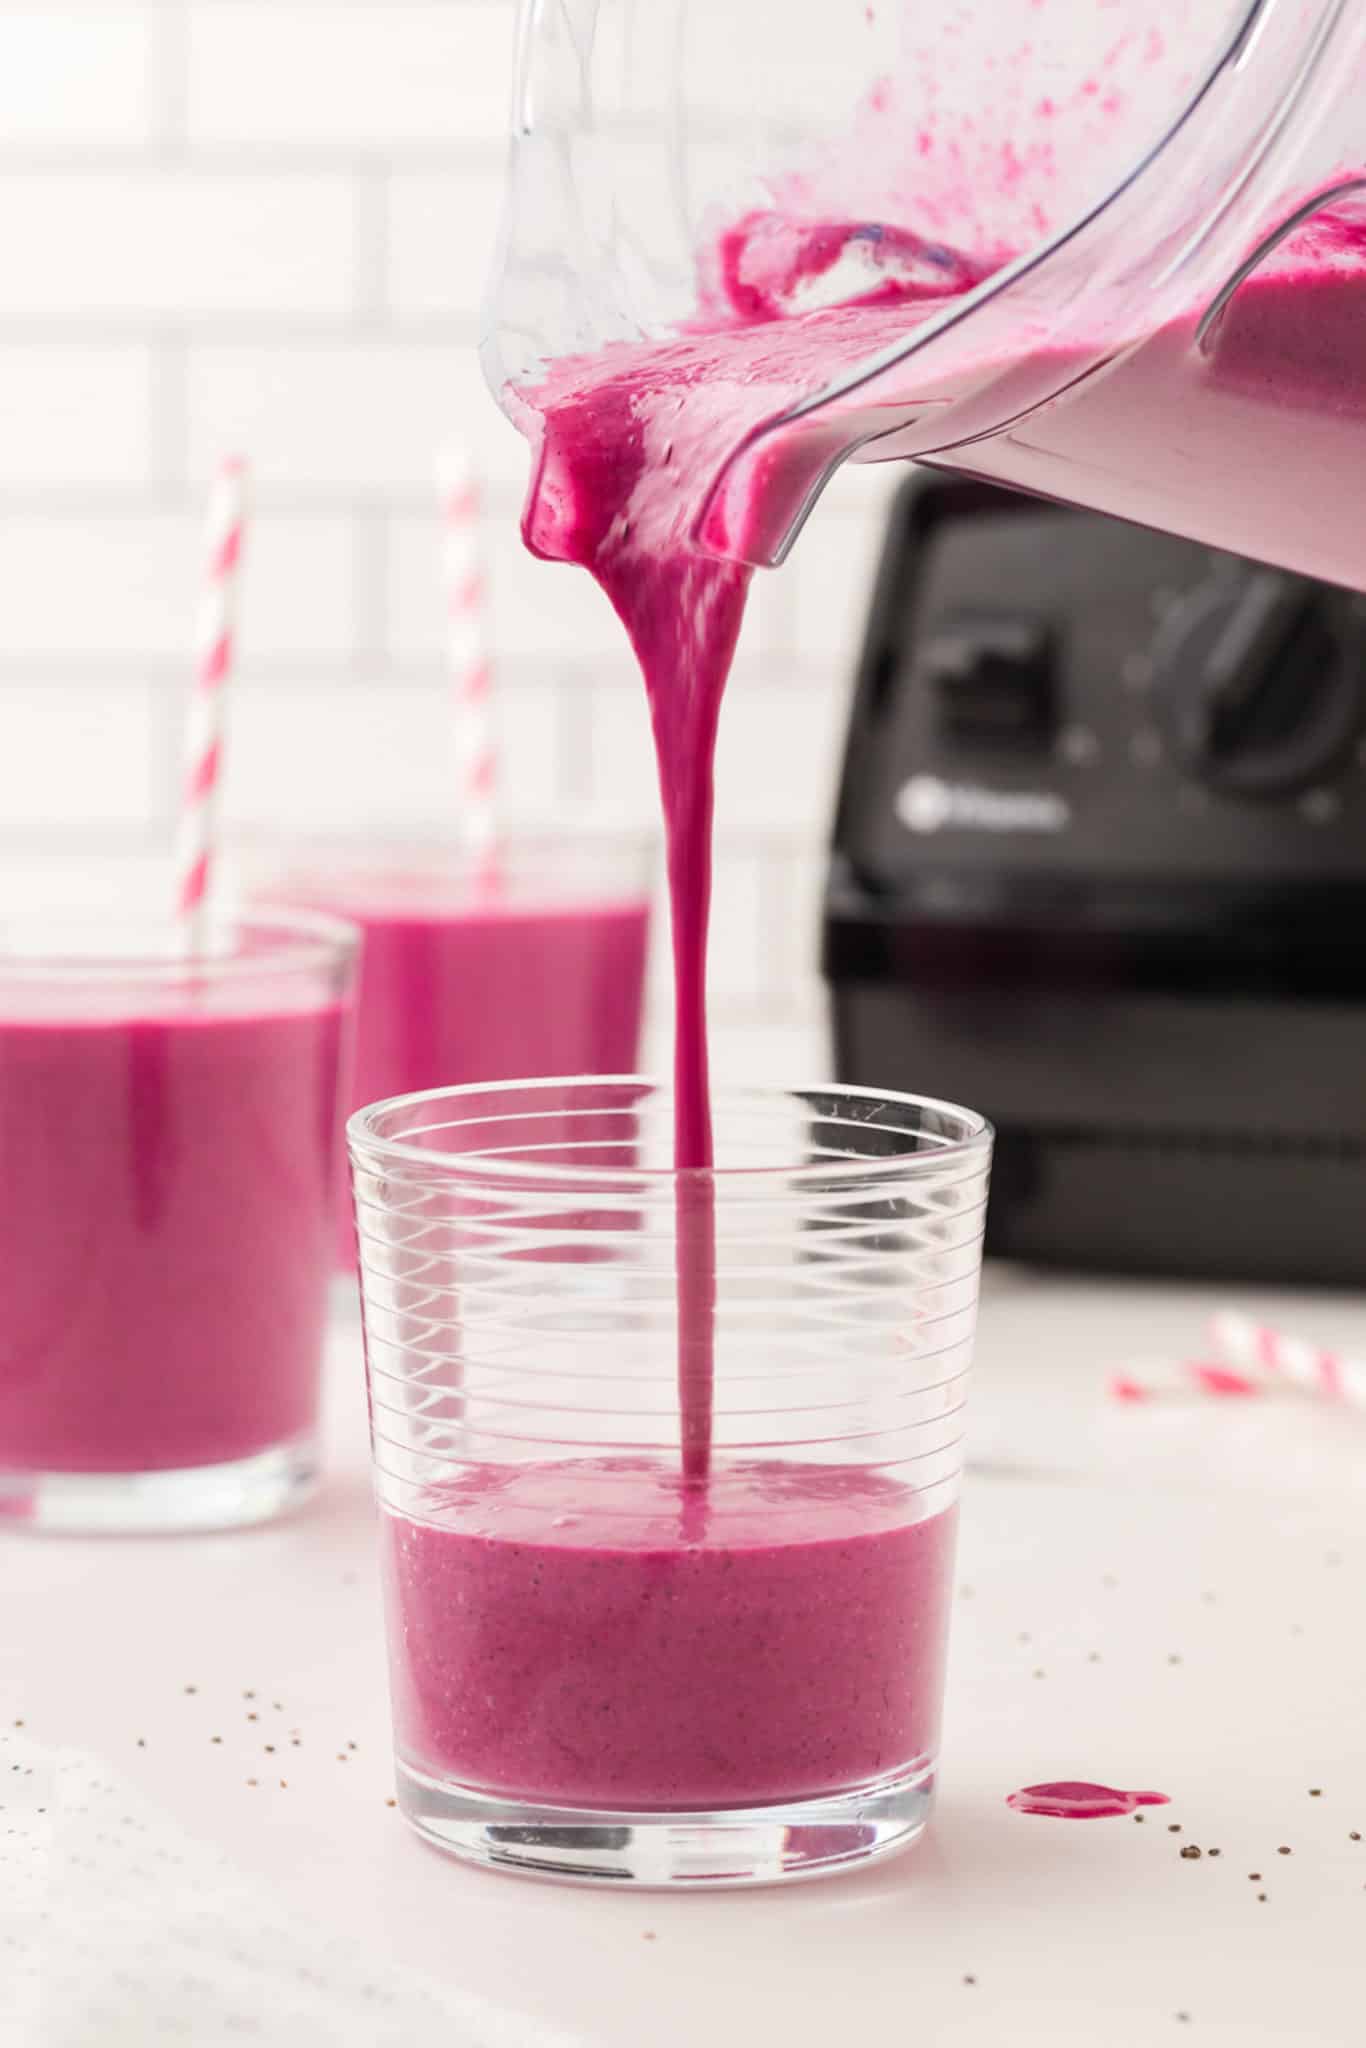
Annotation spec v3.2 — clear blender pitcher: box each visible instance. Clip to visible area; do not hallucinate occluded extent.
[484,0,1366,590]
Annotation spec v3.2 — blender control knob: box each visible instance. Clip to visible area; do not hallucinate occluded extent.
[1152,571,1363,797]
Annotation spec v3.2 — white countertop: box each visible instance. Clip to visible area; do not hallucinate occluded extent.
[7,1267,1366,2046]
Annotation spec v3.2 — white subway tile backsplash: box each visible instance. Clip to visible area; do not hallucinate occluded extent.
[704,846,772,1006]
[714,676,846,834]
[392,509,792,672]
[485,540,630,667]
[584,681,659,817]
[0,683,159,828]
[389,514,623,664]
[584,668,844,838]
[187,3,516,149]
[387,167,507,324]
[0,848,173,914]
[490,677,567,815]
[0,345,154,485]
[222,674,564,833]
[0,0,838,1065]
[774,847,831,995]
[0,8,154,147]
[187,341,525,490]
[743,561,795,664]
[788,472,898,665]
[242,518,361,665]
[0,171,358,321]
[0,513,356,661]
[384,514,449,660]
[0,516,197,659]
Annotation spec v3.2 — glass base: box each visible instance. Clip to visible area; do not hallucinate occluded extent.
[0,1435,320,1534]
[395,1757,933,1888]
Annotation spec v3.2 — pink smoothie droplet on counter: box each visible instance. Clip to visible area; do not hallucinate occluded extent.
[1006,1782,1172,1820]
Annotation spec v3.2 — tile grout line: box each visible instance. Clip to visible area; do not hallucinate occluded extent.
[148,0,189,160]
[148,332,189,490]
[351,504,389,681]
[352,161,393,333]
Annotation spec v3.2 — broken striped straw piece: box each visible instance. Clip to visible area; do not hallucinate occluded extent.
[173,456,248,947]
[1108,1315,1366,1410]
[1107,1362,1262,1405]
[1209,1311,1366,1409]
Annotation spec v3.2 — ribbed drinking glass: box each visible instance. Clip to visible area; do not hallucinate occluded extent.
[351,1078,991,1887]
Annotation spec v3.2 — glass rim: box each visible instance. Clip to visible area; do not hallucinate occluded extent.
[0,905,360,985]
[347,1076,993,1189]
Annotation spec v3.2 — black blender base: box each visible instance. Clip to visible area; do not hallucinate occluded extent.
[982,1125,1362,1286]
[828,982,1366,1287]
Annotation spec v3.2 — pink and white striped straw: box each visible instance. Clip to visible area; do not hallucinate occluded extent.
[437,444,499,868]
[173,456,248,942]
[1108,1312,1366,1410]
[1108,1362,1263,1404]
[1209,1310,1366,1409]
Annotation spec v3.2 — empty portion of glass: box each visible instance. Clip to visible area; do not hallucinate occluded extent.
[0,911,357,1534]
[351,1078,991,1886]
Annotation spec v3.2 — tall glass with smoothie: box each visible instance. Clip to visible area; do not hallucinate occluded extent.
[0,910,356,1533]
[236,832,652,1262]
[351,1077,991,1887]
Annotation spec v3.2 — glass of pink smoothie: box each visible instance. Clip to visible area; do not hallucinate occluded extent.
[0,909,357,1534]
[235,833,653,1264]
[350,1077,991,1887]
